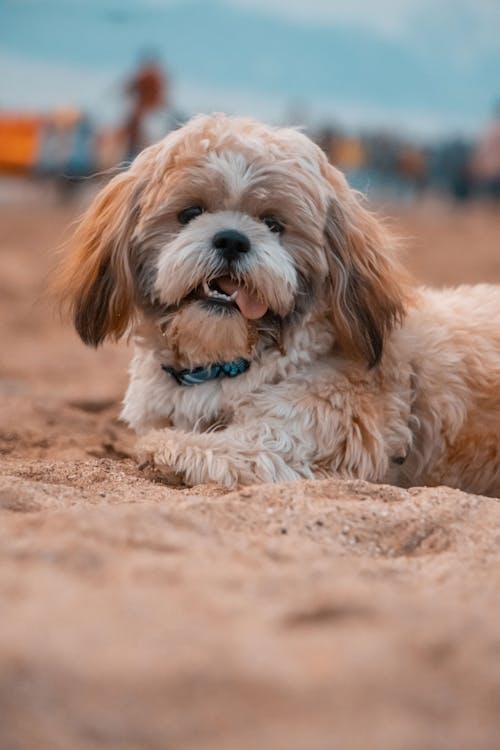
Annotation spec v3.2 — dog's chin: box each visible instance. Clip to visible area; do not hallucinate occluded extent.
[165,301,255,368]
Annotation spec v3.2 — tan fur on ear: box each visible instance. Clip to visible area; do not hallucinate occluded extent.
[323,165,410,367]
[55,171,141,346]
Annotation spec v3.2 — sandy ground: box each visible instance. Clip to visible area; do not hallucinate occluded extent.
[1,184,500,750]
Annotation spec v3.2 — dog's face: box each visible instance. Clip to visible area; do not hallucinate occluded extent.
[58,114,407,367]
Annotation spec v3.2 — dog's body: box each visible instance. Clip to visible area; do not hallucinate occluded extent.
[57,114,500,496]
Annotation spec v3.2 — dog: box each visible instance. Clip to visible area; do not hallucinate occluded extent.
[56,114,500,496]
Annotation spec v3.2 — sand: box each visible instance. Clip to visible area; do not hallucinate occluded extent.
[1,186,500,750]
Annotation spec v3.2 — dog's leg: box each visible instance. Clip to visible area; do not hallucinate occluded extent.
[137,424,314,487]
[136,372,412,488]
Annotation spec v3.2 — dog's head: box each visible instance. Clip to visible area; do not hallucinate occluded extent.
[57,114,407,367]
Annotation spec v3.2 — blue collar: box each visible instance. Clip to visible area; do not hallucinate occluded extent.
[162,357,250,386]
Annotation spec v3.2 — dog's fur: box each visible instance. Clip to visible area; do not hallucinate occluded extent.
[56,114,500,495]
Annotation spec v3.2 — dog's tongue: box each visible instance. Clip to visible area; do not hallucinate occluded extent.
[217,277,268,320]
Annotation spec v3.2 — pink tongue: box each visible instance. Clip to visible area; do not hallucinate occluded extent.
[217,277,268,320]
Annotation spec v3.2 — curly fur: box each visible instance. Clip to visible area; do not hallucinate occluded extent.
[56,114,500,496]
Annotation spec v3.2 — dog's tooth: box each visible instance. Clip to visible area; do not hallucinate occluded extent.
[201,282,238,303]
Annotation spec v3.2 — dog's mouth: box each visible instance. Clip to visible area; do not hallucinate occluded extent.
[200,276,268,320]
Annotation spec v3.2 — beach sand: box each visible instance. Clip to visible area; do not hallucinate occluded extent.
[1,187,499,749]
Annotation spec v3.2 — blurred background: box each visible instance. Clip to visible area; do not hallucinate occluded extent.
[0,0,499,395]
[1,0,500,202]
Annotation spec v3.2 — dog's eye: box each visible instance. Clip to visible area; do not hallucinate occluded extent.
[261,216,284,234]
[178,206,204,225]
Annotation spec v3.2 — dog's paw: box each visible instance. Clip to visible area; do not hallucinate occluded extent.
[136,431,186,486]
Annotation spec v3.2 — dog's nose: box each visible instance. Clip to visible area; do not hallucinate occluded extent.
[212,229,250,260]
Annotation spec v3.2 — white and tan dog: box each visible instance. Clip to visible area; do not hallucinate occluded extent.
[57,114,500,496]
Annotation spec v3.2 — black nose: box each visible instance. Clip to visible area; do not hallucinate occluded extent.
[212,229,250,260]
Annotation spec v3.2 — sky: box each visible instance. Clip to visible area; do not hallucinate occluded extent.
[1,0,499,138]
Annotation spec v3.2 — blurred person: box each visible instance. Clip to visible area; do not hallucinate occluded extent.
[123,53,169,160]
[64,114,95,177]
[427,138,473,201]
[356,133,401,197]
[469,103,500,198]
[332,135,366,172]
[95,127,129,172]
[317,125,342,164]
[37,108,80,176]
[36,109,96,200]
[57,114,96,200]
[397,145,427,198]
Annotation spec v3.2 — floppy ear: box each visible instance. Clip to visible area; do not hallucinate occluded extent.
[55,170,142,346]
[323,166,408,367]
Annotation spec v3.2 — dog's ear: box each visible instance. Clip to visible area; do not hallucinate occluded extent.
[55,170,143,346]
[322,164,408,367]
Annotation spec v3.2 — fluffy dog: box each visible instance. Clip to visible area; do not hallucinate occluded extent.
[57,114,500,496]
